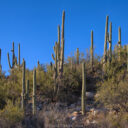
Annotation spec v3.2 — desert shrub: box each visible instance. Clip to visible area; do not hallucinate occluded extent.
[0,100,24,127]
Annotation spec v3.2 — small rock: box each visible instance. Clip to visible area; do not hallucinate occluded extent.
[86,92,94,99]
[86,119,90,124]
[71,116,77,121]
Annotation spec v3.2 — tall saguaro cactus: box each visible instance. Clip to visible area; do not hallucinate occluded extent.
[18,44,20,66]
[26,80,29,101]
[21,59,26,109]
[103,16,109,71]
[118,27,121,61]
[90,30,94,71]
[32,69,36,115]
[76,48,80,65]
[81,62,86,115]
[127,45,128,72]
[52,11,65,80]
[0,49,2,71]
[108,22,112,64]
[59,10,65,77]
[7,42,21,69]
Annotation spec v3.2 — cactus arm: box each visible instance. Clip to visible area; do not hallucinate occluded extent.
[52,54,55,61]
[7,53,12,69]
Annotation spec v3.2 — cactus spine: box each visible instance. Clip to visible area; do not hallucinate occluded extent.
[118,27,121,61]
[103,16,109,72]
[21,59,26,109]
[81,62,86,115]
[32,69,36,115]
[90,30,94,71]
[108,22,112,64]
[0,49,2,71]
[76,48,80,65]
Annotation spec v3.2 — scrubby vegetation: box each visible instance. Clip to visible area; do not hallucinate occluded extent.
[0,11,128,128]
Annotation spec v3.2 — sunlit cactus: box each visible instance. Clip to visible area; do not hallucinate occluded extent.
[0,49,2,71]
[108,22,112,64]
[76,48,80,65]
[52,11,65,80]
[18,43,20,67]
[103,16,109,72]
[7,42,21,69]
[81,62,86,115]
[32,69,36,115]
[118,27,121,61]
[90,30,94,71]
[21,59,26,109]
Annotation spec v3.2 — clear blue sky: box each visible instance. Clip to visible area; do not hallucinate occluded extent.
[0,0,128,73]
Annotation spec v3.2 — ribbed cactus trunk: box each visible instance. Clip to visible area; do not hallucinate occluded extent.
[0,49,2,71]
[127,45,128,72]
[90,30,93,71]
[118,27,121,61]
[81,62,86,115]
[108,22,112,64]
[12,42,15,67]
[32,69,36,115]
[59,11,65,78]
[18,44,20,67]
[21,59,26,109]
[55,42,58,79]
[76,48,80,65]
[103,16,109,72]
[26,80,29,102]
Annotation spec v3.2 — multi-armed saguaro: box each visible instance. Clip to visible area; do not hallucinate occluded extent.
[52,11,65,80]
[103,16,109,72]
[90,30,94,71]
[7,42,21,69]
[81,62,86,115]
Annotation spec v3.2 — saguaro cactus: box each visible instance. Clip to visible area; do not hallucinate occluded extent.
[7,42,21,69]
[118,27,121,61]
[59,10,65,78]
[18,44,20,67]
[103,16,109,71]
[26,80,29,101]
[76,48,80,65]
[32,69,36,115]
[108,22,112,64]
[81,62,86,115]
[0,49,2,71]
[90,30,94,71]
[52,11,65,79]
[127,45,128,72]
[21,59,26,109]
